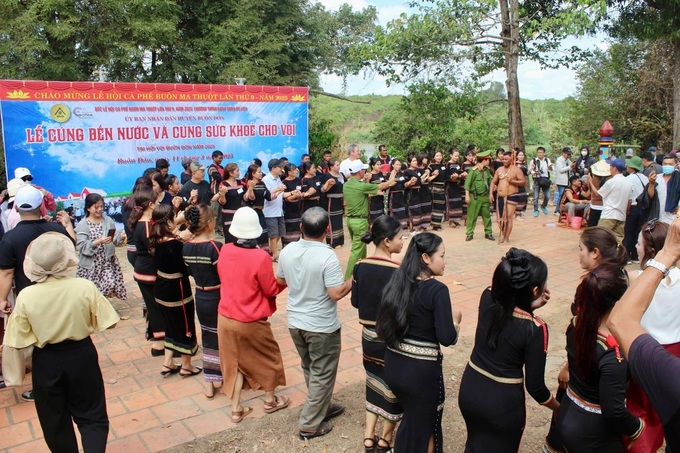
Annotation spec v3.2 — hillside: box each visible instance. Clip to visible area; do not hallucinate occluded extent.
[310,93,574,154]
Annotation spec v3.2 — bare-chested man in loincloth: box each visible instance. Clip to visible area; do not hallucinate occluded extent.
[490,151,526,243]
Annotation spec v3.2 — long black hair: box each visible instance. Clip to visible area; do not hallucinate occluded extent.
[574,265,627,378]
[487,248,548,349]
[377,232,443,348]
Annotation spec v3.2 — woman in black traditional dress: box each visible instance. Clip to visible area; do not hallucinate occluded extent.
[216,162,244,243]
[377,233,462,453]
[418,154,433,230]
[128,187,166,356]
[352,216,405,452]
[300,161,321,214]
[281,163,302,246]
[460,150,476,222]
[446,148,464,228]
[122,177,152,267]
[429,151,448,230]
[458,248,559,452]
[182,205,223,398]
[387,159,410,233]
[556,265,643,452]
[243,164,272,252]
[368,157,387,226]
[404,156,424,233]
[515,149,529,219]
[148,203,202,377]
[320,158,344,247]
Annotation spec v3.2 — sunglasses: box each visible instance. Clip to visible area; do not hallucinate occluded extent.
[644,218,658,233]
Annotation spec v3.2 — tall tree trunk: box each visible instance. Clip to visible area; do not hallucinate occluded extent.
[500,0,525,151]
[673,39,680,148]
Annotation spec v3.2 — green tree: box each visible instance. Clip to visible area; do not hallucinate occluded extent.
[604,0,680,147]
[0,0,178,81]
[567,38,673,150]
[0,0,377,88]
[355,0,602,152]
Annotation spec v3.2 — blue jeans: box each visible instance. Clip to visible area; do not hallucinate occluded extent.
[533,182,550,211]
[553,185,566,212]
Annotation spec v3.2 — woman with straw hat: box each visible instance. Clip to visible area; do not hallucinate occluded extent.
[3,232,119,452]
[217,207,289,423]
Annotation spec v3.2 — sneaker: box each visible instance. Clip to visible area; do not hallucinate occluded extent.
[21,390,34,402]
[554,212,560,216]
[534,211,539,217]
[465,234,473,241]
[541,207,548,215]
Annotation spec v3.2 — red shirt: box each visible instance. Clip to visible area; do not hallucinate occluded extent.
[217,243,285,322]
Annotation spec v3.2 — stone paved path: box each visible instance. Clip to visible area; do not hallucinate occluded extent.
[1,212,604,452]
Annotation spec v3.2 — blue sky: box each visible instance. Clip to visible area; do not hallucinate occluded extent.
[318,0,607,100]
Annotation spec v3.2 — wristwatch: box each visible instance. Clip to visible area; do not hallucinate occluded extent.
[645,259,670,278]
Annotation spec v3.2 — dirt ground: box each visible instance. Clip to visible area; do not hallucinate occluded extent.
[163,311,570,453]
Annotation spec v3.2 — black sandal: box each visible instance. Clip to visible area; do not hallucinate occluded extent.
[375,437,392,453]
[363,436,377,452]
[179,366,203,378]
[160,364,180,377]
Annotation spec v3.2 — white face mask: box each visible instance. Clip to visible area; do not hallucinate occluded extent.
[581,150,588,157]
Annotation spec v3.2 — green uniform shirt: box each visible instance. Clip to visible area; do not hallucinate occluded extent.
[464,166,492,196]
[343,177,379,217]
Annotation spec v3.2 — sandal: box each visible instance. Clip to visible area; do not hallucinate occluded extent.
[160,364,180,377]
[231,406,253,423]
[204,383,216,400]
[363,436,377,452]
[179,366,203,378]
[263,395,290,414]
[375,437,392,453]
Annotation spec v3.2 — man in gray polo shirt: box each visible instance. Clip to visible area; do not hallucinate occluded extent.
[262,158,286,261]
[276,207,352,439]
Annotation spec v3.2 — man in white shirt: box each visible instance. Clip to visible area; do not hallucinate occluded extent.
[553,147,573,215]
[276,208,351,439]
[262,159,287,261]
[596,158,632,243]
[339,144,361,181]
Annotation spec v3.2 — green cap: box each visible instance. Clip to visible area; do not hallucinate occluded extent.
[476,150,492,159]
[625,156,643,173]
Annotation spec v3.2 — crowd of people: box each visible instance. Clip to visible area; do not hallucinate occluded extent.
[0,142,679,453]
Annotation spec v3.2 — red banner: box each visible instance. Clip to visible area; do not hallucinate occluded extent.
[0,80,308,103]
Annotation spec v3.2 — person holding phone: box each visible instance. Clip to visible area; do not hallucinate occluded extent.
[75,193,127,300]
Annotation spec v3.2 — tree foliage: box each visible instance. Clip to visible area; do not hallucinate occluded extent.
[372,82,508,154]
[0,0,377,87]
[353,0,603,150]
[603,0,680,146]
[567,38,674,150]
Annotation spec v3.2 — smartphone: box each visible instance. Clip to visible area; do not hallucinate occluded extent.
[107,228,116,238]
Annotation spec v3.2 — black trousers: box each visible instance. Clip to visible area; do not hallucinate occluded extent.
[33,337,109,453]
[623,205,646,260]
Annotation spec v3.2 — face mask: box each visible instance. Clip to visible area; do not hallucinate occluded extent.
[581,151,588,157]
[662,165,675,175]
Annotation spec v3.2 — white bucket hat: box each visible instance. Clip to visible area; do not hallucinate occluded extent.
[229,207,263,240]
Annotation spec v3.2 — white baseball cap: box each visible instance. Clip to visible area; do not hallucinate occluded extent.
[14,167,33,181]
[348,160,369,174]
[14,185,43,211]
